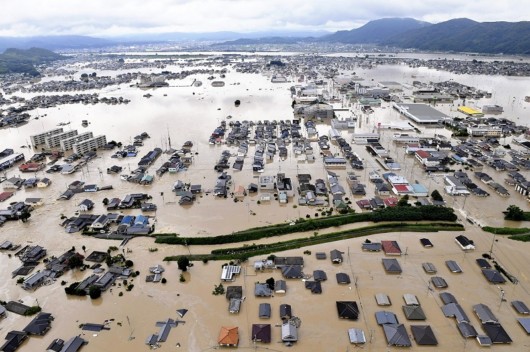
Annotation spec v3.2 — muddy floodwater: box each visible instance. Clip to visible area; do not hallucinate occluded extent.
[0,53,530,351]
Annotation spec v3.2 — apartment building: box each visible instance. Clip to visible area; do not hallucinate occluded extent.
[45,130,78,149]
[60,131,94,151]
[73,135,107,155]
[30,128,64,146]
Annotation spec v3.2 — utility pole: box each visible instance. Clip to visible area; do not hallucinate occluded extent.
[489,229,497,257]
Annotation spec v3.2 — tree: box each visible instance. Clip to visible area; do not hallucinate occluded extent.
[397,195,410,207]
[102,198,109,206]
[67,254,84,269]
[24,306,42,316]
[266,277,275,291]
[177,256,190,272]
[505,205,524,221]
[125,260,134,268]
[82,245,86,253]
[89,286,102,299]
[19,210,31,223]
[431,190,444,202]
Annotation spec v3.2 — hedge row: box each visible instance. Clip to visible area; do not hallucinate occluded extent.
[482,226,530,235]
[155,206,457,246]
[508,234,530,242]
[163,222,464,262]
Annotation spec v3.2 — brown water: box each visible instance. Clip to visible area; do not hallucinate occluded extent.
[1,54,530,351]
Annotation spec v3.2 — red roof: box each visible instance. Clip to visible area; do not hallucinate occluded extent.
[0,192,14,202]
[218,326,239,346]
[381,240,402,255]
[394,184,411,193]
[19,163,43,172]
[356,199,372,209]
[415,150,431,159]
[384,197,399,207]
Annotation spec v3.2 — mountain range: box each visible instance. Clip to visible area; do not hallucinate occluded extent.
[216,18,530,54]
[384,18,530,54]
[1,18,530,54]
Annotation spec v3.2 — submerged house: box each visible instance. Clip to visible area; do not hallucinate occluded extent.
[330,249,343,263]
[382,258,402,274]
[410,325,438,345]
[218,326,239,347]
[281,265,304,279]
[336,301,359,320]
[275,280,287,294]
[281,322,298,342]
[259,303,271,319]
[382,324,411,347]
[23,312,54,335]
[255,283,273,297]
[251,324,271,343]
[280,304,292,320]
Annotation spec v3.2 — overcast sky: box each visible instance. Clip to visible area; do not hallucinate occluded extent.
[1,0,528,37]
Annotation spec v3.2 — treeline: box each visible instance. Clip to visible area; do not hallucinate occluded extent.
[155,205,457,246]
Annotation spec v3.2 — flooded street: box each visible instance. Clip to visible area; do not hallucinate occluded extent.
[1,53,530,351]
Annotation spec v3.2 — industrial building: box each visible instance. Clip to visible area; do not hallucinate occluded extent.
[458,106,484,117]
[482,105,504,114]
[45,130,78,149]
[60,131,94,151]
[392,103,449,125]
[378,81,402,92]
[30,128,63,147]
[73,135,107,155]
[412,89,454,103]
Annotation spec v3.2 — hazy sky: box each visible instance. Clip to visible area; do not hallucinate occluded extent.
[1,0,528,37]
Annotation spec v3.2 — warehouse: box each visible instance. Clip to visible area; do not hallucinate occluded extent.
[393,103,449,125]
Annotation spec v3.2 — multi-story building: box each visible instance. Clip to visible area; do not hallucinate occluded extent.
[45,130,78,149]
[73,135,107,155]
[60,131,94,151]
[466,125,503,137]
[30,128,63,147]
[482,105,504,114]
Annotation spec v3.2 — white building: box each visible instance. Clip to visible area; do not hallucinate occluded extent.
[352,133,380,144]
[73,135,107,155]
[30,128,63,147]
[60,131,94,151]
[45,130,78,149]
[466,125,502,137]
[444,176,470,196]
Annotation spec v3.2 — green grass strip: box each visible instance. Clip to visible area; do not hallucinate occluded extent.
[482,226,530,235]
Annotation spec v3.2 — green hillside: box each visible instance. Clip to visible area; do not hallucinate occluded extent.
[0,47,64,76]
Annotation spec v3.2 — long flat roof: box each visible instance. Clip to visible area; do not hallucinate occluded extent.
[458,106,482,115]
[394,103,449,123]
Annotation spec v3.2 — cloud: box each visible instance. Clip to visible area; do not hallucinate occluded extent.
[0,0,528,37]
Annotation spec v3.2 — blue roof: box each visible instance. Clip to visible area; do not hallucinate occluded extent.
[412,183,428,193]
[121,215,135,225]
[135,215,149,225]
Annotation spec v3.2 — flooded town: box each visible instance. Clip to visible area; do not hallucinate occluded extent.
[1,38,530,352]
